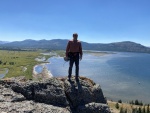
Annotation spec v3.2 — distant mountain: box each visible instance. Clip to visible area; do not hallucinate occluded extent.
[0,39,150,53]
[0,39,68,49]
[0,39,69,51]
[0,41,10,44]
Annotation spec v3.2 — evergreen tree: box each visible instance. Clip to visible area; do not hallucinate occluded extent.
[135,100,139,105]
[120,107,124,113]
[139,101,143,106]
[132,100,134,105]
[0,60,2,64]
[115,102,119,109]
[118,99,122,103]
[139,107,142,113]
[147,104,150,113]
[142,106,146,113]
[130,100,134,105]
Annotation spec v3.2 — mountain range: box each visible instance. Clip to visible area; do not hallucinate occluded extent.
[0,39,150,53]
[0,41,9,44]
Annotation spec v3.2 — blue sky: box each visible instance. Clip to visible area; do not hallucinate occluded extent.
[0,0,150,46]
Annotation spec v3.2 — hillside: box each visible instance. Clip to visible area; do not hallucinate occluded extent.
[0,41,9,44]
[0,39,150,53]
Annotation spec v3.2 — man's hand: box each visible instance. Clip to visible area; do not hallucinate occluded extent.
[66,56,68,59]
[66,56,70,60]
[64,56,69,62]
[79,56,82,61]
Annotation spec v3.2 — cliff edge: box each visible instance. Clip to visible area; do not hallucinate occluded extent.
[0,76,111,113]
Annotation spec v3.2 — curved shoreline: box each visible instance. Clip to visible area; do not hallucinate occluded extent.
[33,62,53,79]
[32,52,110,79]
[0,68,9,79]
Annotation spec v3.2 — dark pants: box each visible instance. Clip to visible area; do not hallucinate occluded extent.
[68,53,79,78]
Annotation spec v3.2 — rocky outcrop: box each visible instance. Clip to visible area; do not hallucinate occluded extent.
[0,76,111,113]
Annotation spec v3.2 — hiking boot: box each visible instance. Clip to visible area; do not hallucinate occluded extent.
[68,76,71,81]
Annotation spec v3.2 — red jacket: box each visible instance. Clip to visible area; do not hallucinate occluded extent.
[66,40,83,57]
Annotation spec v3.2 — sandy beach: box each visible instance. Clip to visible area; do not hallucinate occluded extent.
[83,50,114,56]
[32,63,53,80]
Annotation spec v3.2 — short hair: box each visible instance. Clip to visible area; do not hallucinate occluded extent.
[73,33,78,37]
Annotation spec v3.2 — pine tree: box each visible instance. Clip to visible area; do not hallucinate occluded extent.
[115,102,119,109]
[142,106,146,113]
[118,99,122,103]
[120,107,124,113]
[130,100,134,105]
[135,100,139,105]
[139,107,142,113]
[139,101,143,106]
[147,104,150,113]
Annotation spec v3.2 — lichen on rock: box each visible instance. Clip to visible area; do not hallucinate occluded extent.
[0,76,111,113]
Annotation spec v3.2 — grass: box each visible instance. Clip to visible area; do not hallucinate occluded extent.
[0,50,52,79]
[108,100,150,113]
[44,55,53,61]
[0,50,65,79]
[0,68,7,74]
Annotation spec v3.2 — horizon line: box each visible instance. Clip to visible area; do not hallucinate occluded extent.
[0,39,149,47]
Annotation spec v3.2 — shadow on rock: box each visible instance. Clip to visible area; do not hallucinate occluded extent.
[0,76,111,113]
[64,76,109,113]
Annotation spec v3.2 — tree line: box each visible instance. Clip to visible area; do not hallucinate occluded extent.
[115,99,150,113]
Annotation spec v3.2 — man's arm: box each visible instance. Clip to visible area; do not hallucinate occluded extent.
[79,42,83,60]
[66,41,70,57]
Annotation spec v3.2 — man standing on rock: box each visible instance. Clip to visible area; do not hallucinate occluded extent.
[66,33,83,81]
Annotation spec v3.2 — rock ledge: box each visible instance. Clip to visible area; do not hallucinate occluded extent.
[0,76,111,113]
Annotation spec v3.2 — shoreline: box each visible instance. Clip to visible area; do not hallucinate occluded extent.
[83,51,115,56]
[32,51,112,79]
[0,68,9,79]
[32,62,53,80]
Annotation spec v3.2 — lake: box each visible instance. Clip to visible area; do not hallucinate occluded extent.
[0,68,9,78]
[35,52,150,104]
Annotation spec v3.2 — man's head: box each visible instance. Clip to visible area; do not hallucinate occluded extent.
[73,33,78,41]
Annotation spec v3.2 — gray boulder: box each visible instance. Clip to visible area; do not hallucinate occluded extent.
[0,85,25,102]
[0,101,70,113]
[10,78,69,107]
[0,76,110,113]
[77,102,111,113]
[64,76,107,111]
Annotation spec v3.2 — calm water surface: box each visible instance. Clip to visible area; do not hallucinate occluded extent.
[35,52,150,103]
[0,69,9,78]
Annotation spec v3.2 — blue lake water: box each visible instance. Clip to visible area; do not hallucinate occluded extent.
[0,74,5,78]
[35,52,150,104]
[0,69,9,78]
